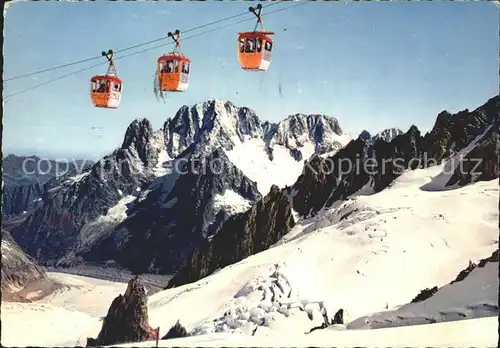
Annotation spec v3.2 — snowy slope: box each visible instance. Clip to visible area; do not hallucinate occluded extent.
[348,261,498,329]
[142,164,497,335]
[225,139,315,195]
[115,316,497,347]
[420,124,493,191]
[226,132,352,195]
[1,273,127,347]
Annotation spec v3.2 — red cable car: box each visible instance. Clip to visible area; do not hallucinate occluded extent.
[237,4,274,72]
[156,30,191,92]
[90,50,123,109]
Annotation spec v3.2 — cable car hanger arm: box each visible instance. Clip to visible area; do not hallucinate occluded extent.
[249,4,264,32]
[102,49,117,76]
[168,30,182,53]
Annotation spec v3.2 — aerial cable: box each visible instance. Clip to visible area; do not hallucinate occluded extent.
[3,61,106,100]
[113,1,306,62]
[3,1,309,101]
[3,1,282,83]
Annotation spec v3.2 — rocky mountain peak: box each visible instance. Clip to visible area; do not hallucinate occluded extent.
[358,130,372,141]
[264,113,348,160]
[87,276,158,347]
[161,100,352,166]
[269,113,343,143]
[120,118,160,167]
[372,128,405,143]
[163,99,264,159]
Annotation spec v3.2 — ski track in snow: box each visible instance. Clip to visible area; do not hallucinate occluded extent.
[1,162,497,347]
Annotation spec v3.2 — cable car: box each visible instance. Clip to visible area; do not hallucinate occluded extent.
[157,30,191,92]
[237,4,274,72]
[90,50,123,109]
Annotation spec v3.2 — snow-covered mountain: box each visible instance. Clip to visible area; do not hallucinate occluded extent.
[1,95,498,347]
[290,95,499,219]
[357,128,404,146]
[11,118,170,264]
[147,95,499,292]
[162,99,352,195]
[371,128,404,143]
[2,155,93,216]
[8,99,351,274]
[2,160,497,346]
[80,148,263,274]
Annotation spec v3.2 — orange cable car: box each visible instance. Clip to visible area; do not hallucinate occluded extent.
[157,30,191,92]
[237,4,274,72]
[90,50,123,109]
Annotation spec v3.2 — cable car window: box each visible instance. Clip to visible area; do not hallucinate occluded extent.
[174,60,179,73]
[265,40,273,52]
[105,80,110,93]
[96,81,107,93]
[182,62,190,74]
[239,39,245,53]
[160,62,168,73]
[92,80,98,92]
[257,38,263,52]
[166,60,174,73]
[245,38,256,53]
[113,83,121,92]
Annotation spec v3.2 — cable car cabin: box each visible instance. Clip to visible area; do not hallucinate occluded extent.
[90,76,123,108]
[157,54,191,92]
[237,32,274,71]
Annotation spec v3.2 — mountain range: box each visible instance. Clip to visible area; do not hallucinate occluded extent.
[4,100,352,274]
[3,96,499,288]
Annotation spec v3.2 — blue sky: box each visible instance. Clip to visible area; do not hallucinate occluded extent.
[3,1,499,160]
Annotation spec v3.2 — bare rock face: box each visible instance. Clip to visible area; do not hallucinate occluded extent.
[166,185,295,288]
[162,320,189,340]
[410,287,439,303]
[332,308,344,325]
[1,229,53,302]
[86,276,158,347]
[450,249,499,285]
[446,124,500,187]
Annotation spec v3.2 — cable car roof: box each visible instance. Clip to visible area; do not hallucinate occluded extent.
[157,53,191,63]
[90,75,122,83]
[238,31,275,38]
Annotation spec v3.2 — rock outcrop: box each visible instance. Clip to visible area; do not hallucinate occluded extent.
[406,249,499,305]
[410,287,439,303]
[162,320,189,340]
[2,182,43,216]
[446,124,499,186]
[450,249,499,285]
[87,276,158,347]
